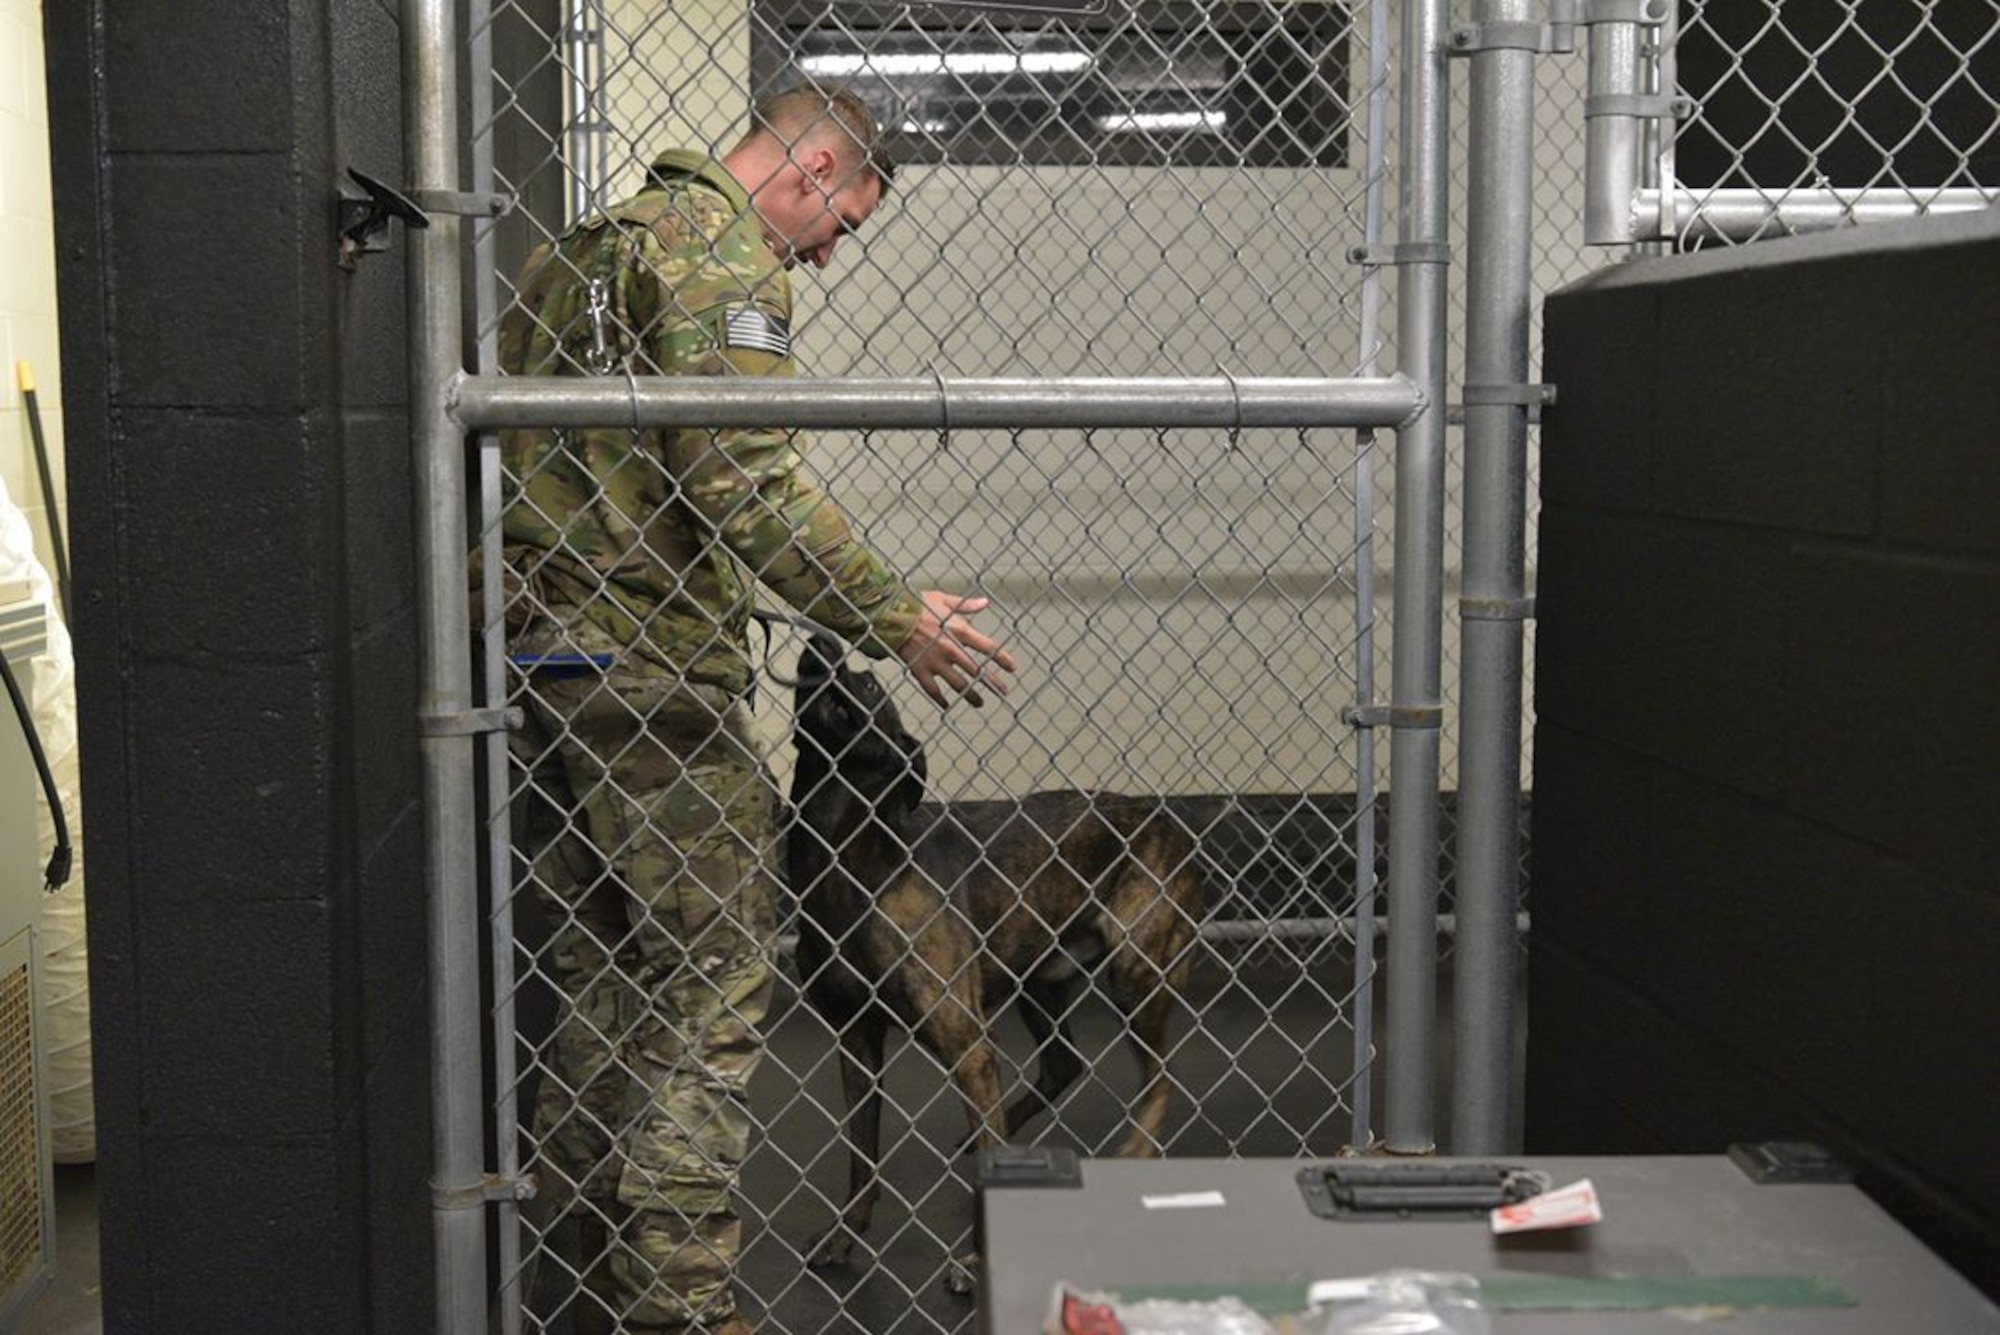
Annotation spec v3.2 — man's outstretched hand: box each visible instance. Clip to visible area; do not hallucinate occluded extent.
[898,592,1019,707]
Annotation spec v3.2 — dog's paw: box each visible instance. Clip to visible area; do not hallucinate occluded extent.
[943,1254,978,1298]
[804,1226,862,1270]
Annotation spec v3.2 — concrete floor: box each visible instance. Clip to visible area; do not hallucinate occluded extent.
[14,1161,100,1335]
[12,947,1520,1334]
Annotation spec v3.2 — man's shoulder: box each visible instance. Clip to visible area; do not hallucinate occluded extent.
[602,192,777,300]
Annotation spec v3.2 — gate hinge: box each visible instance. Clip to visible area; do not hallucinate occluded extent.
[1579,0,1670,24]
[1454,381,1557,424]
[1342,703,1444,730]
[1347,242,1451,268]
[412,188,517,218]
[1447,21,1560,55]
[417,706,522,738]
[433,1172,538,1210]
[1460,595,1538,622]
[1462,382,1557,408]
[1586,93,1693,120]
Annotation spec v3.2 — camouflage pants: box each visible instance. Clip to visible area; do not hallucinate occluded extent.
[512,639,777,1332]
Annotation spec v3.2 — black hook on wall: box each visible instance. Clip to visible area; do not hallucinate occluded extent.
[338,167,431,271]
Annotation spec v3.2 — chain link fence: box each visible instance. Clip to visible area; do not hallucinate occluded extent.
[458,1,1999,1331]
[1594,0,2000,245]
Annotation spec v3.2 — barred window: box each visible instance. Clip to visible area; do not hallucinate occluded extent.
[751,0,1352,169]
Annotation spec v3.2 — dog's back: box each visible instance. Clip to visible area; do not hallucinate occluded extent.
[896,790,1202,999]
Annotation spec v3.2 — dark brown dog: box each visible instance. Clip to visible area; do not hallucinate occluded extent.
[785,631,1206,1268]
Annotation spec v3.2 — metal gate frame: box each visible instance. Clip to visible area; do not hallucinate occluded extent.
[409,0,1541,1328]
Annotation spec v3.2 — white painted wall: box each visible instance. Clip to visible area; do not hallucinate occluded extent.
[0,0,62,583]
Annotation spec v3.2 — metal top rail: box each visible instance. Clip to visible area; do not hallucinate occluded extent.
[450,372,1424,432]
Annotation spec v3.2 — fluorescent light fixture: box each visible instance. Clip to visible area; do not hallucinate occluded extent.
[1098,110,1227,132]
[800,50,1094,77]
[900,119,950,134]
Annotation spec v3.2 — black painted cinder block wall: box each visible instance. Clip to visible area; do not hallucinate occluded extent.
[1528,208,2000,1298]
[46,1,433,1330]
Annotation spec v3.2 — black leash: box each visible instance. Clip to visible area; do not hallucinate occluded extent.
[0,646,71,890]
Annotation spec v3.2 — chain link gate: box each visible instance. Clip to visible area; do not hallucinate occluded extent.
[393,0,2000,1332]
[462,0,1427,1330]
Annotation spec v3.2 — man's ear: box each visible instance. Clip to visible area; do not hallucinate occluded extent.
[798,143,839,191]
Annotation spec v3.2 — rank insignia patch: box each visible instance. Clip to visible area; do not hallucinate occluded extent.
[723,306,792,357]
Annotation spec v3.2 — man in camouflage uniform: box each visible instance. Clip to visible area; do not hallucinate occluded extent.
[500,84,1015,1334]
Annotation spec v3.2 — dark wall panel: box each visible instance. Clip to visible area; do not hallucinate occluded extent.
[1531,209,2000,1299]
[47,0,428,1328]
[104,157,305,409]
[1652,261,1881,537]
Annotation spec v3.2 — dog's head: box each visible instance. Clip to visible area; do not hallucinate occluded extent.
[793,630,928,819]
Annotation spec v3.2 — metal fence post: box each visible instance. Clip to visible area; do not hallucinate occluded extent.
[1347,0,1396,1153]
[405,0,488,1329]
[1452,0,1540,1157]
[1385,0,1451,1156]
[465,2,527,1331]
[1582,0,1661,244]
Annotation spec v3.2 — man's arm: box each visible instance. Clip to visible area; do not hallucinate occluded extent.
[624,203,1014,701]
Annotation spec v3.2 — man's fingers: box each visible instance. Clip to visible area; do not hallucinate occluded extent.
[943,621,1019,678]
[907,589,1016,707]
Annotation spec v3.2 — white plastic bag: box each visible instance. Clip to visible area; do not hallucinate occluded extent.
[0,474,93,1162]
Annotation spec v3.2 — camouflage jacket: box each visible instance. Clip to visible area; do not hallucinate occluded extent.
[497,149,923,696]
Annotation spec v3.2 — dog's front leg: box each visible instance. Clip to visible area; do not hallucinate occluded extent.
[913,993,1008,1151]
[806,1016,887,1268]
[910,990,1010,1300]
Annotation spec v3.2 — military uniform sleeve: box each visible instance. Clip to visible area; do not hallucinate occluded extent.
[633,230,924,660]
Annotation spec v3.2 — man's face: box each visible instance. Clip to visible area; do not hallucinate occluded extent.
[757,143,883,272]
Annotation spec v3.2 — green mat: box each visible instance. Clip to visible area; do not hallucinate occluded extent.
[1076,1273,1856,1316]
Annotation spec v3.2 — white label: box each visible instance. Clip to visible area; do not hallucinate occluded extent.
[1140,1190,1228,1210]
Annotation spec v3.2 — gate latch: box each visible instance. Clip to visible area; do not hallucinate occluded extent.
[339,167,430,272]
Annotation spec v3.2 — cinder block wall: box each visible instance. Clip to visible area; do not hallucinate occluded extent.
[1527,208,2000,1297]
[45,3,431,1328]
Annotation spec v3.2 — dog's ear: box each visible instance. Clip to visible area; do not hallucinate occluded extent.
[797,629,847,686]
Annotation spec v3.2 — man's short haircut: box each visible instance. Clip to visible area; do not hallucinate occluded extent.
[745,82,897,190]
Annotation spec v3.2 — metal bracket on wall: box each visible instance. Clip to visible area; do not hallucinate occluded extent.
[1342,704,1444,730]
[338,167,430,271]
